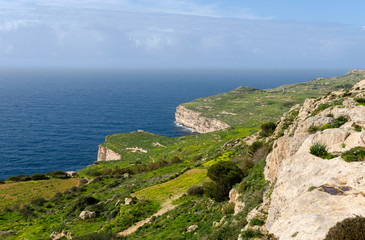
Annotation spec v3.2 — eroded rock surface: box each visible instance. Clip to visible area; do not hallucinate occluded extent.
[265,80,365,239]
[175,105,230,133]
[97,145,121,161]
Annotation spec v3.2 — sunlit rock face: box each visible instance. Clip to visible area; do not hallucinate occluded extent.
[265,80,365,240]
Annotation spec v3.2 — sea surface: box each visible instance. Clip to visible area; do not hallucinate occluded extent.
[0,68,348,180]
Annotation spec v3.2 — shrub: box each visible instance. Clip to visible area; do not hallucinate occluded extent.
[240,229,263,239]
[79,178,88,185]
[6,174,31,182]
[354,98,365,105]
[308,125,320,133]
[324,215,365,240]
[222,202,235,215]
[171,156,182,164]
[310,143,335,159]
[331,116,348,128]
[18,204,34,217]
[341,147,365,162]
[248,141,263,156]
[205,161,243,202]
[0,180,5,184]
[249,218,265,226]
[73,232,123,240]
[30,197,46,206]
[208,224,240,240]
[31,173,49,180]
[354,124,362,132]
[203,182,226,202]
[74,196,100,210]
[46,170,69,179]
[187,185,204,196]
[241,160,255,176]
[259,122,276,137]
[50,192,63,202]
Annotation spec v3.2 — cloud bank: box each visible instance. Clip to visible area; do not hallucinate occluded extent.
[0,1,364,68]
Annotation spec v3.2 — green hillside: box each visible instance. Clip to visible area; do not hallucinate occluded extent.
[182,70,365,127]
[1,71,364,239]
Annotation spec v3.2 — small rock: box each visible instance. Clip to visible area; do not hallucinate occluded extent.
[187,225,199,232]
[0,231,15,238]
[79,211,96,220]
[125,197,133,205]
[66,171,78,177]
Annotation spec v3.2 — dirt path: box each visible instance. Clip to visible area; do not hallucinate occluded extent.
[118,194,183,236]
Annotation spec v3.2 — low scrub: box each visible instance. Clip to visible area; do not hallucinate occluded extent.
[187,185,204,196]
[324,215,365,240]
[6,174,31,182]
[308,116,348,133]
[310,143,335,159]
[341,147,365,162]
[259,122,276,137]
[46,170,69,179]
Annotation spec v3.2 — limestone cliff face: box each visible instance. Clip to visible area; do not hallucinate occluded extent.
[175,105,230,133]
[97,145,121,161]
[264,80,365,239]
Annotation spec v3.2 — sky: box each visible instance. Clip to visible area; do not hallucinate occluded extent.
[0,0,365,69]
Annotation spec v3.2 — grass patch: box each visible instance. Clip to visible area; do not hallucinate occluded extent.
[310,143,335,159]
[341,147,365,162]
[133,169,208,204]
[0,178,79,211]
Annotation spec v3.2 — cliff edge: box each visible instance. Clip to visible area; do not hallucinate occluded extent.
[97,145,121,161]
[175,105,230,133]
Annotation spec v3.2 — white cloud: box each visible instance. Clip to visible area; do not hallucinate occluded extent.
[0,20,29,32]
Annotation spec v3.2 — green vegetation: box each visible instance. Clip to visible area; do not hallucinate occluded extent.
[310,143,335,159]
[354,124,362,132]
[238,160,269,215]
[249,218,265,226]
[259,122,277,137]
[1,71,363,239]
[324,215,365,240]
[341,147,365,162]
[204,161,243,202]
[133,169,208,204]
[182,71,365,128]
[0,178,79,210]
[308,116,348,133]
[354,97,365,105]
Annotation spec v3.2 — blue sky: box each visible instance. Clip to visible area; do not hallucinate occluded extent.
[0,0,364,68]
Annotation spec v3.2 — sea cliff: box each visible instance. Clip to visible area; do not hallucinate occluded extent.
[175,105,230,133]
[97,145,121,161]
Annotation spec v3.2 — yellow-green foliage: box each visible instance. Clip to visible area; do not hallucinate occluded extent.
[133,169,208,204]
[0,178,79,210]
[203,151,233,166]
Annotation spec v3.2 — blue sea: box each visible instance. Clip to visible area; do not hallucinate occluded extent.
[0,68,348,180]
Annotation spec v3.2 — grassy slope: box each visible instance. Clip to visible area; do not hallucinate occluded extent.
[0,178,79,210]
[182,71,365,127]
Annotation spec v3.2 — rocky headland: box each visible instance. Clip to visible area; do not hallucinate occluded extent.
[175,105,230,133]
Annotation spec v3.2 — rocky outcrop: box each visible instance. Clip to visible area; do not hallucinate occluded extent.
[264,80,365,239]
[79,211,96,220]
[175,105,230,133]
[97,145,121,161]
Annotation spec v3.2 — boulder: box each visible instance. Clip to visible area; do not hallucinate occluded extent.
[79,211,96,220]
[187,225,199,232]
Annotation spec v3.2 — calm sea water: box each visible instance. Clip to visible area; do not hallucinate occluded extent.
[0,68,347,179]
